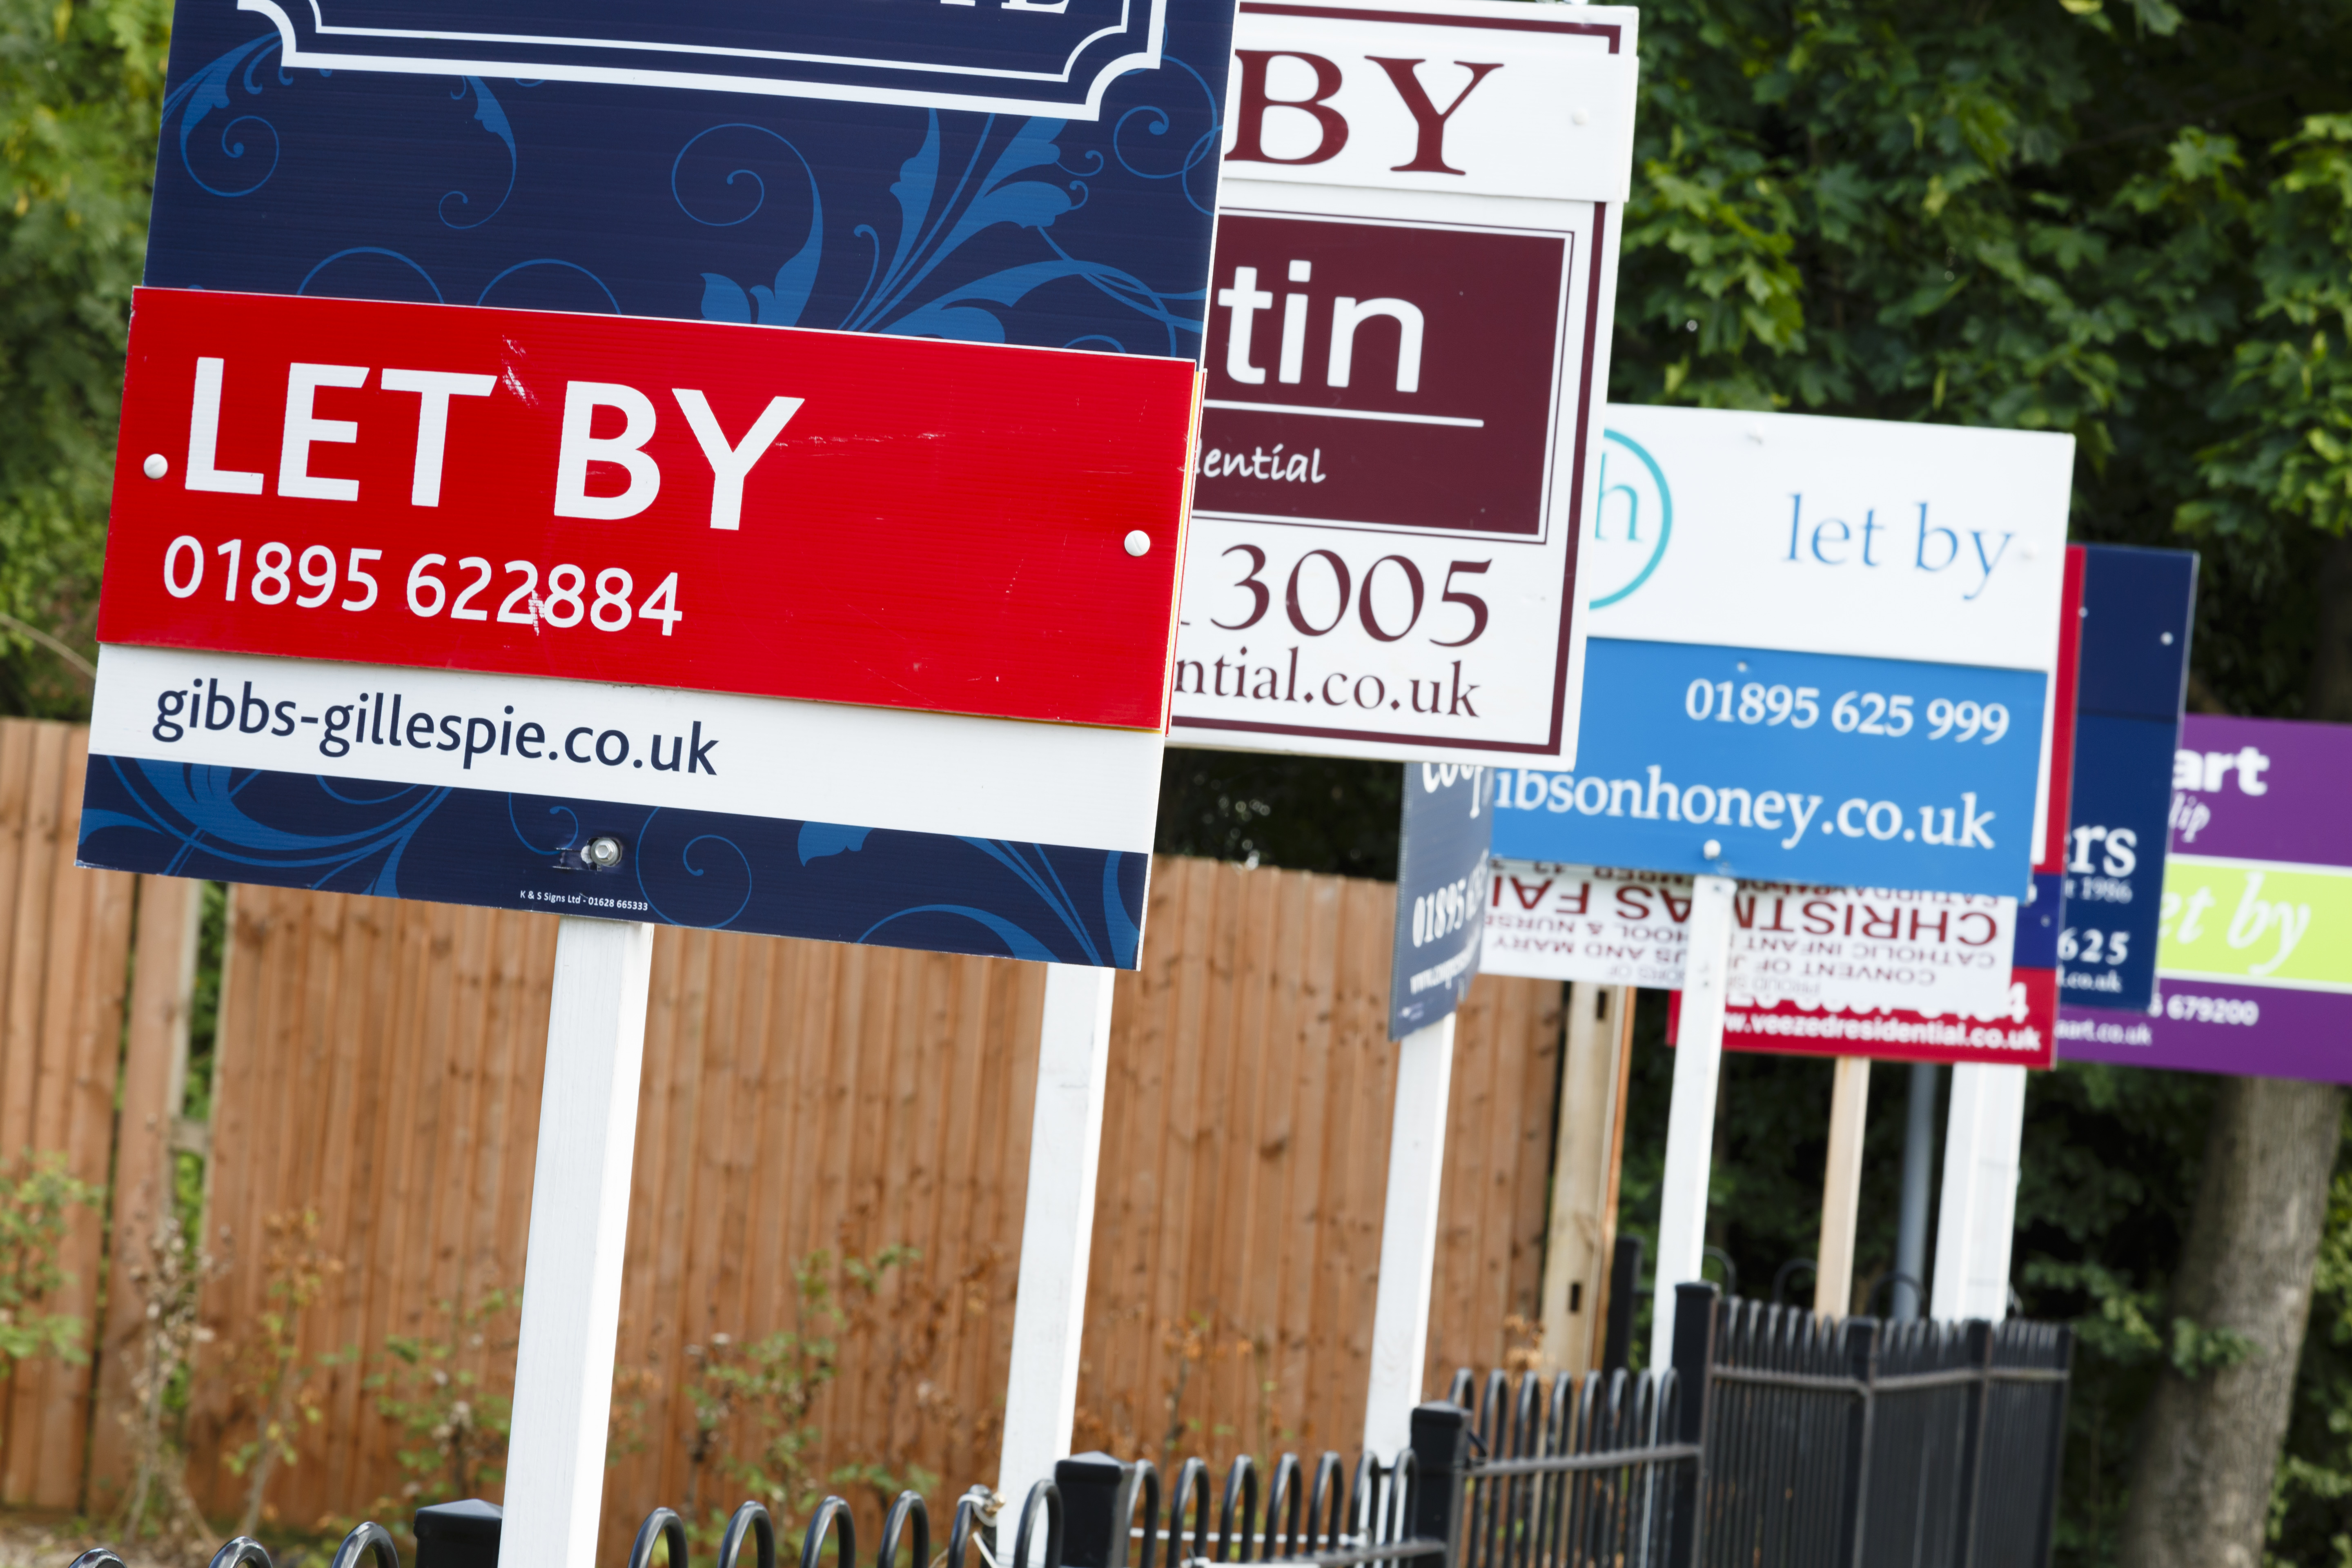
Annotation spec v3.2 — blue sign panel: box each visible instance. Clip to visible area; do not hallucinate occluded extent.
[147,1,1227,355]
[2057,546,2197,1011]
[1491,637,2047,899]
[1391,764,1493,1040]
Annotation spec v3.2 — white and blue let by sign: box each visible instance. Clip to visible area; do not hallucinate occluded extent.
[1499,405,2075,900]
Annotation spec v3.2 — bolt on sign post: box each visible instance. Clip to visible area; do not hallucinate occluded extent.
[1486,405,2076,1355]
[1366,764,1490,1454]
[74,0,1241,1554]
[2059,713,2352,1082]
[1170,0,1642,768]
[1145,0,1640,1454]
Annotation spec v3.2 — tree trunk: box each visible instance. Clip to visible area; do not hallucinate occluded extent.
[2118,1074,2340,1566]
[2119,532,2352,1561]
[2117,536,2352,1561]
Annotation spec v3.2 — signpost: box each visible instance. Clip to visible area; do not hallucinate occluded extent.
[1154,0,1641,1455]
[1365,763,1490,1454]
[2056,546,2198,1012]
[81,0,1240,1546]
[1486,404,2074,1350]
[2060,714,2352,1081]
[1486,409,2079,1354]
[1171,0,1639,766]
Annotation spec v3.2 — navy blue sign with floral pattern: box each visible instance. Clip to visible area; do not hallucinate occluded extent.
[80,0,1230,964]
[143,1,1228,352]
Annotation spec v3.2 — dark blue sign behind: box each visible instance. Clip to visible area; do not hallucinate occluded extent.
[1390,766,1493,1040]
[2058,546,2197,1010]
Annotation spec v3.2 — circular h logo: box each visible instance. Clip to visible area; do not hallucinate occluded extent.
[1585,429,1671,609]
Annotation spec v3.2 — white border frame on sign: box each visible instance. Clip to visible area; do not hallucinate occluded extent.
[1168,0,1637,768]
[237,0,1168,116]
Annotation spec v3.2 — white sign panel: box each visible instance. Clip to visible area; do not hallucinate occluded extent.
[1582,407,2074,670]
[1167,0,1640,766]
[1485,858,2019,1016]
[1493,406,2076,895]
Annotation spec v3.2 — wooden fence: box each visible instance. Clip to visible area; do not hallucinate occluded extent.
[0,724,183,1514]
[0,723,1570,1559]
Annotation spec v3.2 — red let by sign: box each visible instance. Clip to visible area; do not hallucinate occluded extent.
[99,287,1200,730]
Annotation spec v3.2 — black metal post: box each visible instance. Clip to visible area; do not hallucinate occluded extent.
[2032,1327,2076,1568]
[1602,1236,1642,1373]
[1953,1320,1996,1568]
[1893,1064,1938,1321]
[1666,1281,1717,1568]
[414,1500,502,1568]
[1058,1453,1139,1568]
[1834,1318,1880,1568]
[1408,1402,1471,1565]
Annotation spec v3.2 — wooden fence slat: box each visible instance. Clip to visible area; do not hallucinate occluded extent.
[89,875,205,1506]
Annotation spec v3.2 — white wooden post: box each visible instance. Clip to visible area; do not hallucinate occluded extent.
[499,916,656,1568]
[1363,1012,1458,1456]
[1650,873,1735,1368]
[1538,983,1634,1376]
[1929,1061,2028,1321]
[997,962,1117,1518]
[1813,1057,1871,1318]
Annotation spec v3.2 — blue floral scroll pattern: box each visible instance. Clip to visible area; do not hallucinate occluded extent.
[686,104,1213,354]
[78,757,1149,969]
[145,1,1232,357]
[162,32,287,198]
[82,757,452,895]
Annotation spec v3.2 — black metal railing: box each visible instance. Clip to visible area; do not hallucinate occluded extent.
[1696,1296,2073,1568]
[1054,1445,1431,1568]
[1421,1356,1702,1568]
[1048,1343,1702,1568]
[56,1283,2062,1568]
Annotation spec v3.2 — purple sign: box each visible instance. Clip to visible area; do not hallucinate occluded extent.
[2060,980,2350,1083]
[2160,714,2352,865]
[2060,713,2352,1083]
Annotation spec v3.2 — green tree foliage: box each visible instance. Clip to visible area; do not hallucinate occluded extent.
[1612,0,2352,714]
[0,0,168,715]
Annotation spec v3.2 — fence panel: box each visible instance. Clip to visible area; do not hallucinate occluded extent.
[1078,857,1560,1465]
[1971,1320,2071,1568]
[86,874,205,1508]
[1857,1321,1976,1568]
[0,726,139,1509]
[1699,1300,1867,1568]
[181,858,1563,1559]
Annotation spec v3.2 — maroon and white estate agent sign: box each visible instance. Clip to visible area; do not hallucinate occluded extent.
[1169,0,1639,766]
